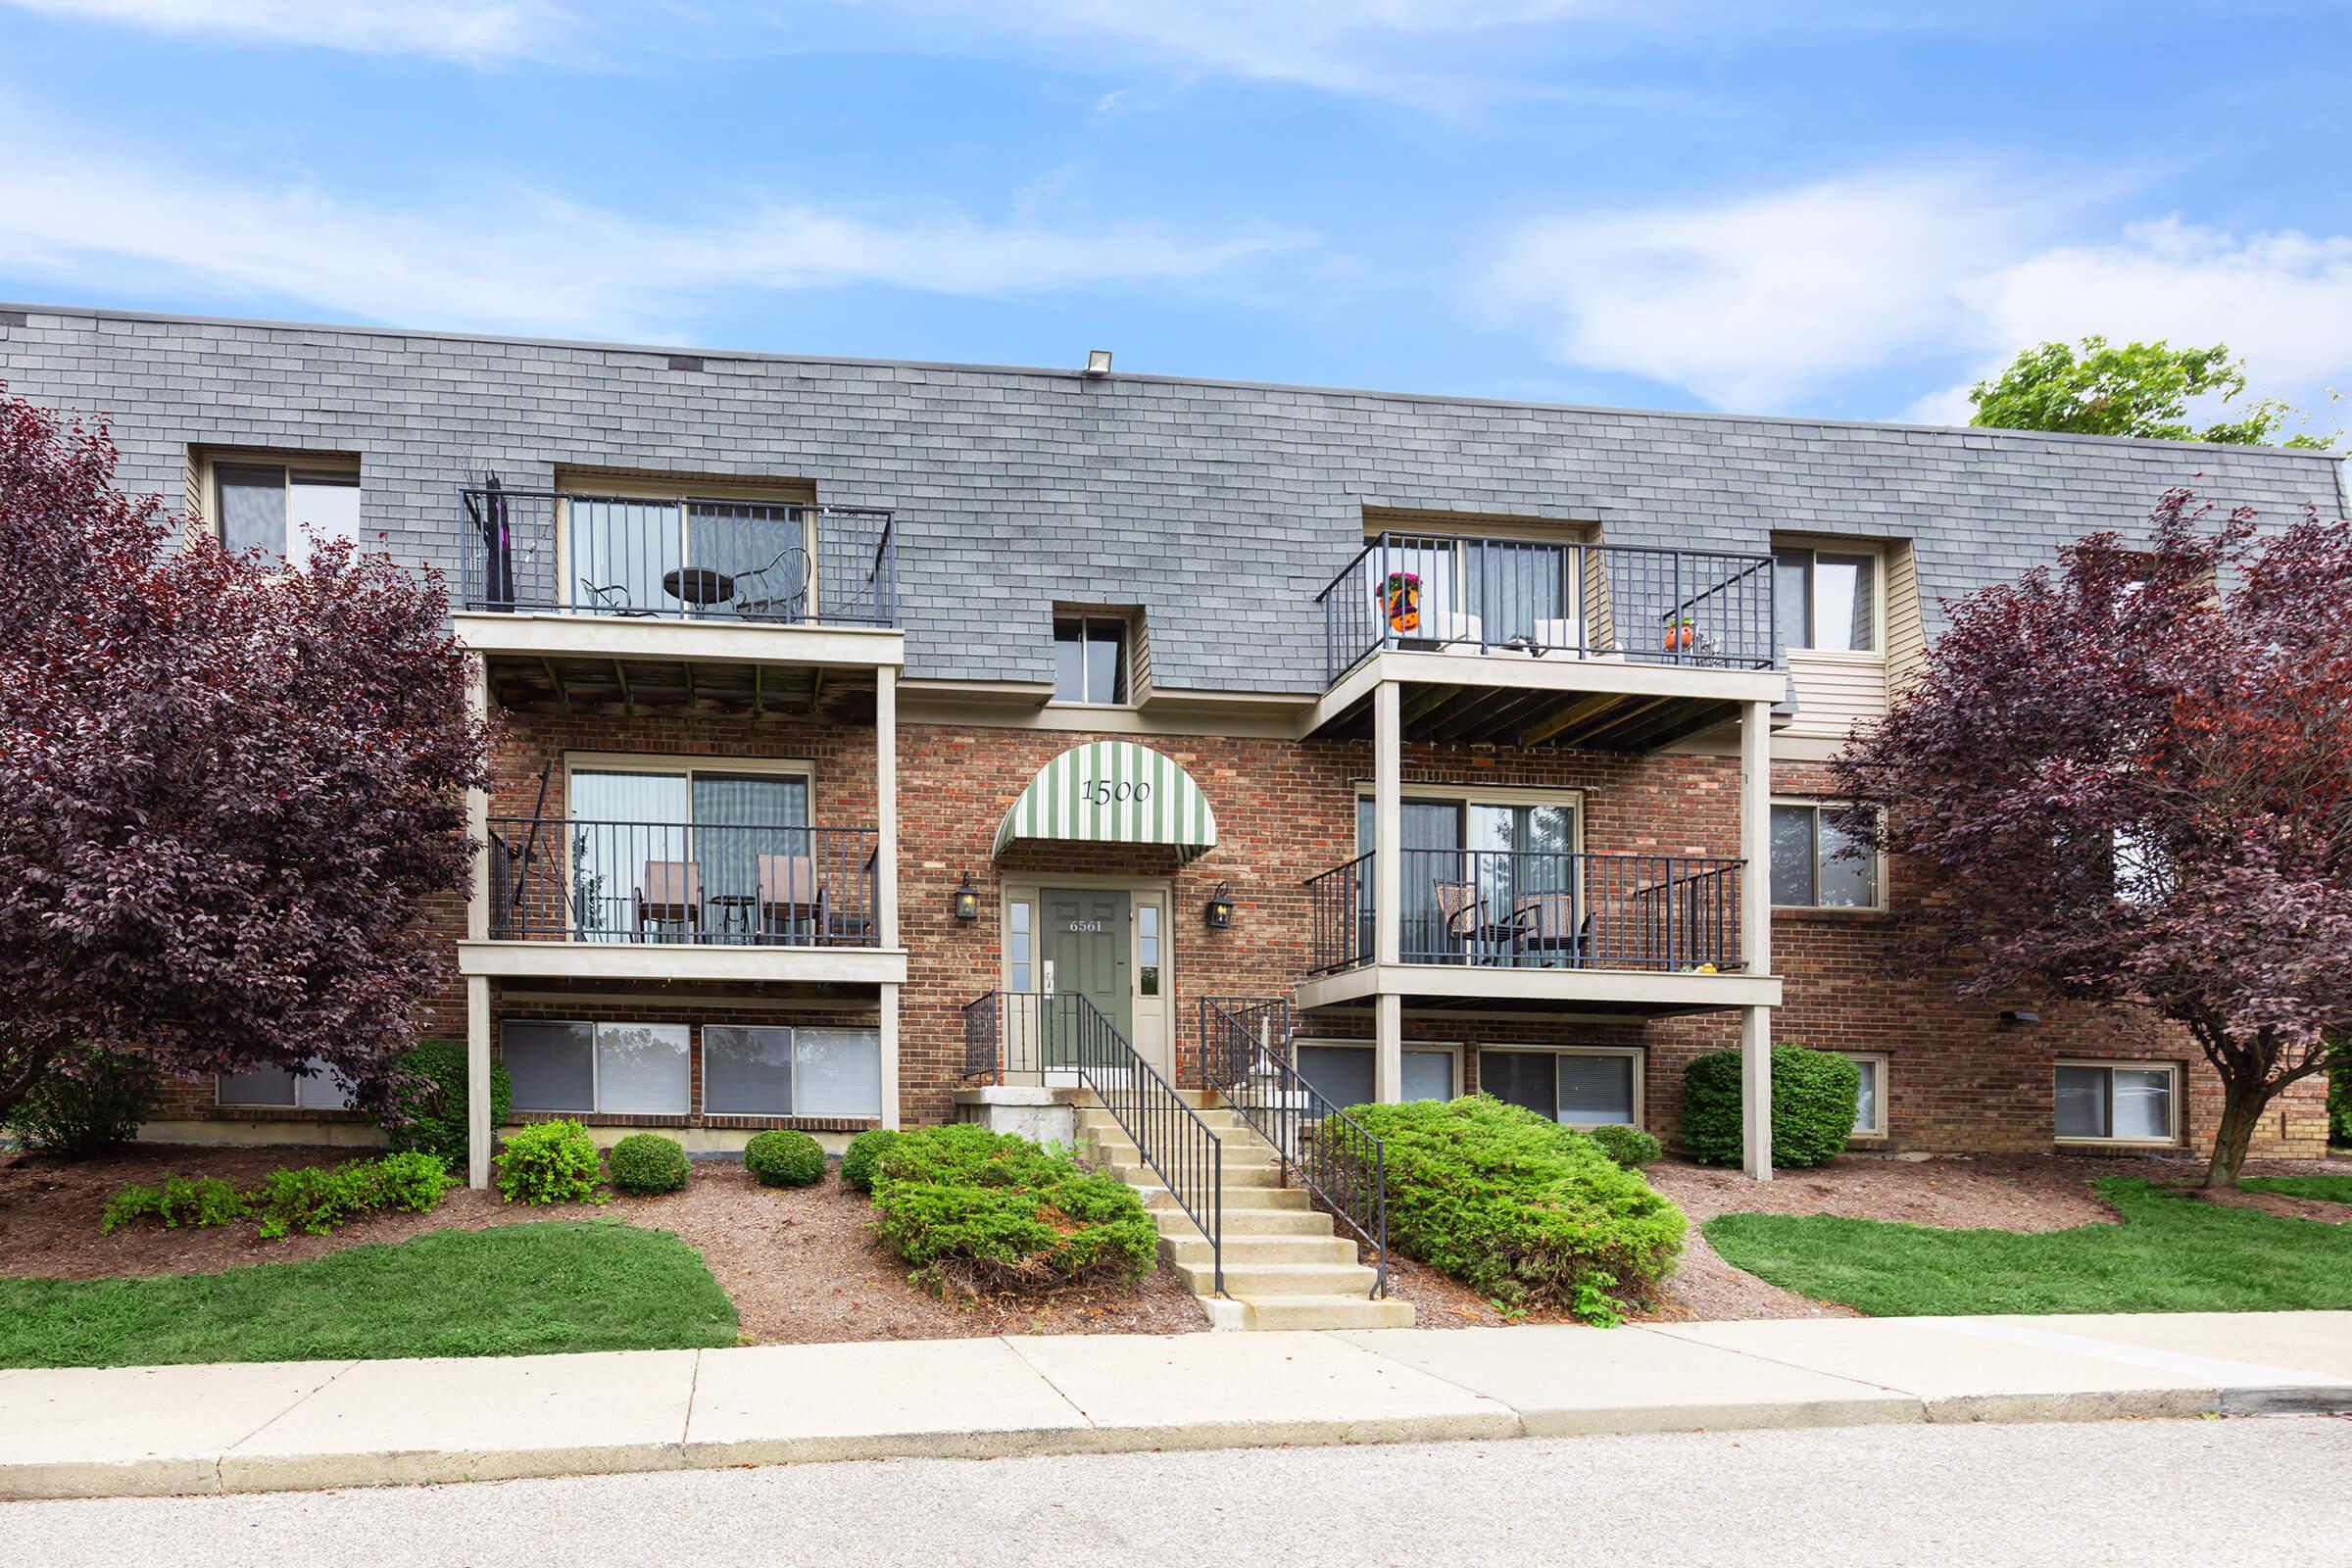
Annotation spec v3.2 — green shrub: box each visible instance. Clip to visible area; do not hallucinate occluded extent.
[249,1152,456,1241]
[1584,1123,1663,1170]
[743,1129,827,1188]
[839,1127,902,1193]
[610,1133,691,1196]
[497,1120,606,1205]
[1348,1096,1686,1323]
[2328,1043,2350,1147]
[101,1174,248,1234]
[1681,1044,1861,1170]
[375,1039,512,1173]
[869,1124,1157,1296]
[10,1043,161,1157]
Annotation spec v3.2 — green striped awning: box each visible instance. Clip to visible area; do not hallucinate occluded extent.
[991,741,1218,864]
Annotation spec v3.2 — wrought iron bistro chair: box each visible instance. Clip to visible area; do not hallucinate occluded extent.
[756,853,824,945]
[1433,879,1526,965]
[731,546,811,622]
[1513,891,1588,969]
[634,860,703,942]
[578,576,659,616]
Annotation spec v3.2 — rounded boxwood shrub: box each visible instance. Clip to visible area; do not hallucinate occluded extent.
[496,1119,606,1204]
[839,1127,901,1193]
[743,1129,827,1188]
[1348,1095,1685,1324]
[375,1039,512,1173]
[1584,1123,1663,1170]
[9,1041,160,1156]
[1681,1044,1861,1169]
[610,1133,691,1196]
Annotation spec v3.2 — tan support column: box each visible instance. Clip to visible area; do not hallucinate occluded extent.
[464,654,493,1190]
[466,974,493,1190]
[879,981,902,1131]
[1374,677,1402,1101]
[875,663,899,950]
[466,654,489,944]
[1740,697,1775,1181]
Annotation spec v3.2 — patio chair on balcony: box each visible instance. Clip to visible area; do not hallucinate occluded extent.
[1433,878,1523,964]
[731,546,811,622]
[634,860,703,942]
[1514,891,1589,968]
[579,577,658,616]
[757,853,824,945]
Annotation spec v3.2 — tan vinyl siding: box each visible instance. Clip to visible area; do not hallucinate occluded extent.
[1782,649,1888,744]
[1127,609,1154,703]
[1884,539,1927,690]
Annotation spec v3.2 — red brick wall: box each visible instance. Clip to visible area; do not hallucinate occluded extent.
[165,708,2327,1160]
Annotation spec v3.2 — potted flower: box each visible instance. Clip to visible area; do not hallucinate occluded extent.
[1663,616,1695,652]
[1383,571,1422,635]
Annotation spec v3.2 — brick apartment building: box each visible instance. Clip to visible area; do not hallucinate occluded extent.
[5,303,2341,1188]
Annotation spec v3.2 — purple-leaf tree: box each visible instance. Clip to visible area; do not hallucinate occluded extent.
[1831,488,2352,1188]
[0,391,487,1121]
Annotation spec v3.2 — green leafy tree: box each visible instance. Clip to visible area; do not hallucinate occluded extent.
[1969,336,2335,450]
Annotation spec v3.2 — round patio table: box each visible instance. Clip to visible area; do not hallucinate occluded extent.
[662,566,736,607]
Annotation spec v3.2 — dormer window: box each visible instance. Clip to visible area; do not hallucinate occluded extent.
[1054,614,1131,705]
[211,460,361,565]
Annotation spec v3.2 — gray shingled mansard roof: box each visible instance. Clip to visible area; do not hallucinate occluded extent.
[3,303,2345,695]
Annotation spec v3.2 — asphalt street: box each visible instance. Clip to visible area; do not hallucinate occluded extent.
[4,1414,2346,1567]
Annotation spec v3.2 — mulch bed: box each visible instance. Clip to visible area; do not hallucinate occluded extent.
[0,1144,1206,1344]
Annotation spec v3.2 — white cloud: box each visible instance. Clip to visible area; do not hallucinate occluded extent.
[1488,171,2352,423]
[2,0,572,61]
[0,136,1304,339]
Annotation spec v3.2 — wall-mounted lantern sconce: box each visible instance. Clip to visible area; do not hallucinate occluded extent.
[1998,1008,2040,1027]
[1203,882,1235,929]
[953,875,980,922]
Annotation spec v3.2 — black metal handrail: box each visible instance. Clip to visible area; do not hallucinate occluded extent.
[1305,847,1743,972]
[1318,532,1775,685]
[487,817,880,947]
[962,991,1221,1295]
[1304,852,1372,975]
[460,483,899,626]
[1200,997,1388,1299]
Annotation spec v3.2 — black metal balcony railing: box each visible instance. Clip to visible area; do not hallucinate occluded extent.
[461,486,898,626]
[1306,848,1743,974]
[487,817,880,947]
[1318,532,1775,685]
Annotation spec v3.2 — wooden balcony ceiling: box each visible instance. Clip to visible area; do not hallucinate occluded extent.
[1313,680,1742,752]
[481,652,881,721]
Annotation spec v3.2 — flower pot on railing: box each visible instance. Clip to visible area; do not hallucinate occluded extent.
[1384,571,1422,635]
[1663,617,1695,652]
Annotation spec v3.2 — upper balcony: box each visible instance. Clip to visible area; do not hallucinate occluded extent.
[460,814,905,987]
[452,485,903,718]
[1307,533,1785,750]
[1297,847,1777,1014]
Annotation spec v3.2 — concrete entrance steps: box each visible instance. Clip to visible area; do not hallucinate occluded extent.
[1075,1095,1414,1332]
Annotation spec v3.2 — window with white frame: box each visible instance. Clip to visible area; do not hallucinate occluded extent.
[213,461,361,566]
[1771,800,1880,908]
[1480,1047,1641,1126]
[1774,545,1879,653]
[1841,1053,1888,1138]
[703,1024,883,1117]
[503,1020,691,1114]
[1295,1042,1456,1108]
[217,1056,354,1110]
[2055,1060,2178,1143]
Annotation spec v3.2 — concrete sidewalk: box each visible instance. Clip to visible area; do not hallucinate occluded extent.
[5,1311,2348,1501]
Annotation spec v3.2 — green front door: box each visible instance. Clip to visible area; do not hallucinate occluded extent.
[1041,888,1132,1058]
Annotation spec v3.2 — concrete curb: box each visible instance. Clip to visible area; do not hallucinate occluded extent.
[3,1313,2348,1501]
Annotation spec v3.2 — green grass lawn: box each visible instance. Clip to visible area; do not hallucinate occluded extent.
[1703,1177,2352,1317]
[0,1221,741,1369]
[2242,1174,2352,1207]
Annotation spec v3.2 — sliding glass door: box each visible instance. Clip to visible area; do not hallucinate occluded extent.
[566,769,808,943]
[1360,795,1580,963]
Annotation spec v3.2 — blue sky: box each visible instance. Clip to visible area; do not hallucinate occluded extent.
[0,1,2347,432]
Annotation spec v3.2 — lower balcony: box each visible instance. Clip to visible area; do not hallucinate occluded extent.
[1298,848,1778,1014]
[462,816,905,986]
